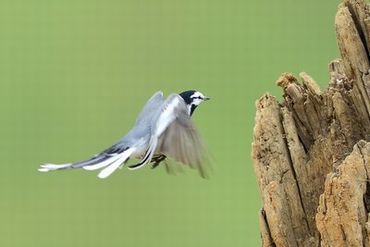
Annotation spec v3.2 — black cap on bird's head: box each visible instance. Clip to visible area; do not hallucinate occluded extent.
[179,90,210,116]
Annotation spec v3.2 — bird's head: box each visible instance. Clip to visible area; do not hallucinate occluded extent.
[179,90,210,116]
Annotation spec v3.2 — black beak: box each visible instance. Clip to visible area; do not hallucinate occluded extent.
[203,96,211,101]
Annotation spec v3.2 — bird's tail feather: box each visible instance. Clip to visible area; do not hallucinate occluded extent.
[82,155,122,171]
[38,163,72,172]
[38,147,135,178]
[38,155,111,172]
[97,148,134,179]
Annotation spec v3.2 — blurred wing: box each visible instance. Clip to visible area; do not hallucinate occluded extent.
[135,91,164,125]
[158,114,208,178]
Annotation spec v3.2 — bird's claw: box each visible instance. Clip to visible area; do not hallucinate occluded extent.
[151,155,167,169]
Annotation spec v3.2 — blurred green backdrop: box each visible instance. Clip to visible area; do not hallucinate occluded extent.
[0,0,340,246]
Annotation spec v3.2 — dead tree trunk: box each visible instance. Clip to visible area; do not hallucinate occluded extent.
[251,0,370,246]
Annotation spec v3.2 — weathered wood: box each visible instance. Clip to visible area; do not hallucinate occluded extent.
[252,0,370,246]
[316,141,370,247]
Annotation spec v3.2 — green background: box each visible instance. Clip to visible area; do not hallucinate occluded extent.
[1,0,340,246]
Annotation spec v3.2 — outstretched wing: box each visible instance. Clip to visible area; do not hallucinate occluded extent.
[129,94,208,177]
[135,91,164,125]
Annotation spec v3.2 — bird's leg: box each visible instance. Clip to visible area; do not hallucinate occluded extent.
[151,154,167,169]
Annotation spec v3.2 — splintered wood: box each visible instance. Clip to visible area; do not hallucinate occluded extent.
[252,0,370,246]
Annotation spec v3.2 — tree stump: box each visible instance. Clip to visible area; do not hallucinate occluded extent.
[251,0,370,246]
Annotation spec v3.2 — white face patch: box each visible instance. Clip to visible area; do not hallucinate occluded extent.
[190,92,204,99]
[190,91,206,106]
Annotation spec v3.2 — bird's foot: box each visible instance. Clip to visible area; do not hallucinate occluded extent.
[151,155,167,169]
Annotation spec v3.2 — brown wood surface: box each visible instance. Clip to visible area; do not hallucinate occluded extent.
[252,0,370,246]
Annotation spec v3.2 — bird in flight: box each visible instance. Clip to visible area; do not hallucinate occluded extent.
[39,90,210,179]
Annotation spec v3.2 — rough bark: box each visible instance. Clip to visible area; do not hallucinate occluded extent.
[251,0,370,246]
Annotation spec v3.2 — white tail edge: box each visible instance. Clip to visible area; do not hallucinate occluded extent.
[83,155,122,171]
[98,148,135,179]
[38,163,72,172]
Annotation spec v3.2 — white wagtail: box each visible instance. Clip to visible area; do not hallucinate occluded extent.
[39,90,210,179]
